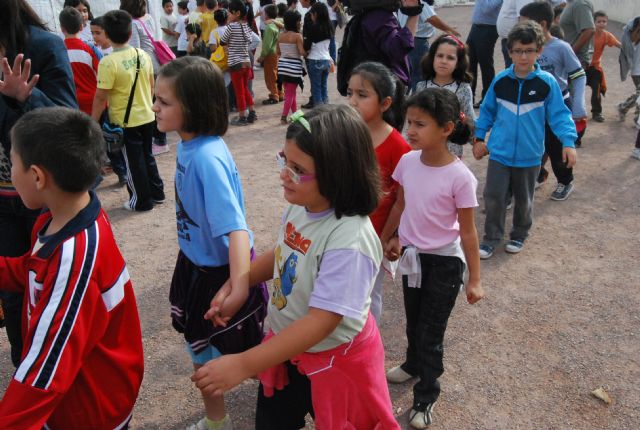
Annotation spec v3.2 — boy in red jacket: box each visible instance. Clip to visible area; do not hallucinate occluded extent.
[0,107,144,430]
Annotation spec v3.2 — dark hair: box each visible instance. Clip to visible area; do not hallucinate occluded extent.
[519,1,554,29]
[177,1,189,10]
[277,3,287,17]
[350,61,406,131]
[286,0,298,6]
[406,88,473,146]
[549,24,564,39]
[553,4,564,19]
[283,10,301,32]
[507,21,545,50]
[90,16,104,28]
[218,0,229,9]
[196,0,205,6]
[11,107,102,193]
[0,0,47,58]
[214,8,228,26]
[421,34,472,83]
[309,2,333,38]
[594,10,607,20]
[264,4,278,20]
[102,10,133,44]
[158,56,229,136]
[59,7,83,34]
[64,0,94,20]
[186,22,202,38]
[162,0,172,5]
[285,105,380,218]
[206,0,218,9]
[120,0,147,18]
[229,0,248,18]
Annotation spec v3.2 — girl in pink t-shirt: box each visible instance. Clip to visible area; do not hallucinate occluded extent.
[346,61,411,323]
[384,87,485,429]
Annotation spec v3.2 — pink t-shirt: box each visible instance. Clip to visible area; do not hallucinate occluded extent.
[392,151,478,250]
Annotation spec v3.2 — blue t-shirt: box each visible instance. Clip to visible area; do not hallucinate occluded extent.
[175,135,252,267]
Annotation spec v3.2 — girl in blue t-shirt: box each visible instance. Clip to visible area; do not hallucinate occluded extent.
[153,56,266,430]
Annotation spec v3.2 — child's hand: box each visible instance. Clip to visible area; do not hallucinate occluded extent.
[384,237,401,261]
[218,287,249,325]
[205,281,232,326]
[257,56,264,65]
[465,279,485,304]
[472,140,488,160]
[0,54,39,103]
[191,354,250,396]
[563,146,577,168]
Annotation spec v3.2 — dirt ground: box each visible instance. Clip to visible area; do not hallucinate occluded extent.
[2,5,640,429]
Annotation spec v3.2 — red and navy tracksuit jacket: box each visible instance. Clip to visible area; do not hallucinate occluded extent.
[0,193,144,430]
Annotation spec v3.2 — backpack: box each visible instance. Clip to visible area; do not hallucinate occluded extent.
[336,11,386,96]
[210,31,227,72]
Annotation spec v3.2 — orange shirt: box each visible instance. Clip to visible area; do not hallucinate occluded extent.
[590,30,620,68]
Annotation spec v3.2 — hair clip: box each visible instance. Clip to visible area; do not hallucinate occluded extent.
[289,110,311,133]
[445,34,465,50]
[459,111,466,123]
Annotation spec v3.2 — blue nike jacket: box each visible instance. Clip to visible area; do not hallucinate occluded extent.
[475,63,577,168]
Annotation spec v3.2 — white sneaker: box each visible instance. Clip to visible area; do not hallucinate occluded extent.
[632,148,640,160]
[409,402,436,429]
[386,365,415,383]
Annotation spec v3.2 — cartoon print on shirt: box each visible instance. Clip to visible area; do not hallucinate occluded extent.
[272,245,298,310]
[175,169,198,242]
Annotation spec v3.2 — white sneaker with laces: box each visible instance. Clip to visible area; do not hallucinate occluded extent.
[409,402,436,429]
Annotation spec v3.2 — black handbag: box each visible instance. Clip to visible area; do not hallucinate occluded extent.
[102,49,141,153]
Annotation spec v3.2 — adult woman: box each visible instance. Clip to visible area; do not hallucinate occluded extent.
[0,0,77,367]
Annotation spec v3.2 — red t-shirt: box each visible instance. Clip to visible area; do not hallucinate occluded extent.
[64,38,99,115]
[369,128,411,236]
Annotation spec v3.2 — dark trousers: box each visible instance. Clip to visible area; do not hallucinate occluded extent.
[467,24,499,103]
[122,122,164,211]
[256,361,314,430]
[586,66,603,115]
[483,159,539,246]
[501,38,512,68]
[408,37,431,93]
[0,197,39,367]
[400,253,463,407]
[544,120,574,185]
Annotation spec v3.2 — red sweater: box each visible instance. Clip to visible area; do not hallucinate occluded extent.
[64,38,99,115]
[0,193,144,430]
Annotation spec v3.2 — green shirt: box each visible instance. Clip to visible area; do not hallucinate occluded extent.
[261,23,279,57]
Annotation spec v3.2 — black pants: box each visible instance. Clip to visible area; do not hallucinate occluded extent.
[467,23,499,102]
[255,361,314,430]
[586,66,603,115]
[543,98,574,186]
[501,38,512,68]
[122,122,164,211]
[0,197,39,367]
[401,253,463,407]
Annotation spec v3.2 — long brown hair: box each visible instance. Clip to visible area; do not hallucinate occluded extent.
[0,0,47,59]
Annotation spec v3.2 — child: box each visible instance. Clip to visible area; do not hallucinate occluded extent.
[383,87,484,429]
[59,7,99,116]
[258,4,282,105]
[90,16,113,56]
[186,23,211,58]
[153,56,267,430]
[210,9,236,111]
[416,34,475,158]
[473,21,577,259]
[0,107,143,429]
[221,0,258,125]
[63,0,94,46]
[192,105,400,430]
[587,11,621,122]
[304,2,333,106]
[277,10,305,123]
[520,1,586,200]
[347,61,410,322]
[160,0,180,56]
[616,17,640,125]
[176,1,191,57]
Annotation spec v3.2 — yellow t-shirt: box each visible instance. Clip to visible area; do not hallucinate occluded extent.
[97,47,154,127]
[199,12,217,45]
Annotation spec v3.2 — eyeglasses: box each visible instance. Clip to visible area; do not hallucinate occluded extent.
[510,48,538,57]
[276,152,315,184]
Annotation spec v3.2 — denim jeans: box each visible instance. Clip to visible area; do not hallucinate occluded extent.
[408,37,431,93]
[308,59,331,105]
[400,253,464,407]
[0,196,39,366]
[329,20,338,63]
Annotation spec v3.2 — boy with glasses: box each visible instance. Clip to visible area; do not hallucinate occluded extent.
[472,21,577,259]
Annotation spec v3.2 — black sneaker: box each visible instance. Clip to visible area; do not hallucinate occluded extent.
[247,110,258,123]
[550,182,574,201]
[230,116,248,126]
[592,113,605,122]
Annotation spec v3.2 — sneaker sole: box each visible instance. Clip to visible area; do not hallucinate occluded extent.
[550,189,573,201]
[505,246,523,254]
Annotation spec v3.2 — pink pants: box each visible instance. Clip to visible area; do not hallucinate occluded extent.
[282,82,298,117]
[230,67,253,113]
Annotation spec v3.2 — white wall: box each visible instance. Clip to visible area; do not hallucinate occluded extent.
[591,0,640,25]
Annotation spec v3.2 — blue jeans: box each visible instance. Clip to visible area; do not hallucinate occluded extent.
[408,37,431,93]
[308,59,331,105]
[329,20,338,63]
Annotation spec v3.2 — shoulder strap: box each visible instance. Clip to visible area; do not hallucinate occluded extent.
[123,49,141,127]
[135,18,156,43]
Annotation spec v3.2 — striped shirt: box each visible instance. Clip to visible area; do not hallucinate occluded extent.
[221,22,253,67]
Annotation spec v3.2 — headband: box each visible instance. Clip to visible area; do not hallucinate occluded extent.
[445,34,465,50]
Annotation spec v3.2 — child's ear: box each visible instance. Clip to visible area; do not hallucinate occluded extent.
[31,165,48,191]
[380,96,393,113]
[442,120,455,137]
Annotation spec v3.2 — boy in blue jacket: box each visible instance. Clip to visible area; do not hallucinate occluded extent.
[472,21,577,259]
